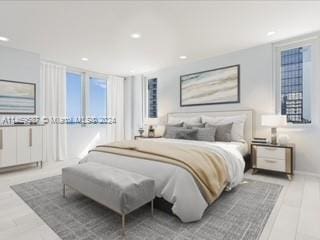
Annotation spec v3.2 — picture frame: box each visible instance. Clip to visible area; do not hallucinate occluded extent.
[0,79,36,114]
[180,64,240,107]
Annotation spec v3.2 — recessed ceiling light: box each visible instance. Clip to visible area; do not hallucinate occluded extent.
[0,36,9,42]
[81,57,88,61]
[179,55,187,59]
[130,70,135,74]
[130,33,141,39]
[267,31,276,36]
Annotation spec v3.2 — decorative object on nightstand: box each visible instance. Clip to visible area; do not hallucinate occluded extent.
[138,127,144,137]
[261,114,287,144]
[144,118,158,137]
[251,143,294,180]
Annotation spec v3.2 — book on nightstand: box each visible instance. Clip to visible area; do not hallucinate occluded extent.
[251,137,267,144]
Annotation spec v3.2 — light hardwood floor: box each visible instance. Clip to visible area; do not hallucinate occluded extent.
[0,161,319,240]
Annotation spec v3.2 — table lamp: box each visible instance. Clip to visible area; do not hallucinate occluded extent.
[261,115,287,145]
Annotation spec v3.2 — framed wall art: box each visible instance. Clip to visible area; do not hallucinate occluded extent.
[180,64,240,107]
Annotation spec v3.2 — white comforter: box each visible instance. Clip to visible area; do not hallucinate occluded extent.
[80,138,245,222]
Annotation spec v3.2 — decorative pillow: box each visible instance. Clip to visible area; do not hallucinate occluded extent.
[194,127,216,142]
[205,123,233,142]
[166,123,184,127]
[163,125,184,138]
[163,127,198,140]
[175,129,198,140]
[202,115,246,142]
[167,116,201,125]
[183,123,205,129]
[162,123,183,137]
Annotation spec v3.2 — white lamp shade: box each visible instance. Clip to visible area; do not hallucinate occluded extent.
[144,118,159,126]
[261,115,287,127]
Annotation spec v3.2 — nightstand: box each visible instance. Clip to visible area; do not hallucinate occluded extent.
[134,136,162,140]
[251,143,294,180]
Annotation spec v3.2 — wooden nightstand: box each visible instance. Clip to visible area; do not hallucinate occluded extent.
[251,143,294,180]
[134,136,162,140]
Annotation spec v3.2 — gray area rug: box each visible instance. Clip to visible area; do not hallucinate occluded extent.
[11,176,282,240]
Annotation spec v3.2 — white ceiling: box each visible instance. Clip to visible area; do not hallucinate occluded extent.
[0,1,320,76]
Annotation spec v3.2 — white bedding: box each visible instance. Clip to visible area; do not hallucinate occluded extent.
[212,141,249,156]
[81,138,245,222]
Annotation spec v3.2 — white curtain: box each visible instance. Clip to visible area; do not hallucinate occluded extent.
[123,75,148,139]
[40,62,68,162]
[107,75,125,142]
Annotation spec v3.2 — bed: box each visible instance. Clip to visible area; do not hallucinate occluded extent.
[80,110,253,223]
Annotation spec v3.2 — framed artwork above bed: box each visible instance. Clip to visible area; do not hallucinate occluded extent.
[0,79,36,114]
[180,64,240,107]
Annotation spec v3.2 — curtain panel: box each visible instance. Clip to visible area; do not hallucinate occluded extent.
[40,62,68,162]
[107,75,125,142]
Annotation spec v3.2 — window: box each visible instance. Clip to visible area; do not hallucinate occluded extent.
[89,77,107,117]
[66,71,108,125]
[276,40,313,124]
[66,72,83,123]
[148,78,157,118]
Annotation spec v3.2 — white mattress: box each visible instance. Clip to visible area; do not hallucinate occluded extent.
[212,141,249,156]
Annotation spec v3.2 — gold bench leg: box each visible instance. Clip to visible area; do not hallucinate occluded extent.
[62,184,66,198]
[122,214,125,235]
[151,199,154,217]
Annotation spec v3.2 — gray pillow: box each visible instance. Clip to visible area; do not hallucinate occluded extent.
[193,127,216,142]
[175,129,198,140]
[163,127,198,140]
[205,123,233,142]
[163,123,183,137]
[183,123,205,129]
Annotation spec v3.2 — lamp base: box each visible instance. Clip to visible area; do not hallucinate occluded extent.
[271,127,277,145]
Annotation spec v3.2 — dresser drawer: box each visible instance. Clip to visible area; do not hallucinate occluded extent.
[256,146,285,160]
[257,157,286,172]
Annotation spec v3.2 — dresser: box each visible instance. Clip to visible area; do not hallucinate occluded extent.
[251,143,294,180]
[0,125,44,170]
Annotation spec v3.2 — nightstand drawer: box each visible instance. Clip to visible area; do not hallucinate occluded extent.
[256,146,285,160]
[257,157,286,172]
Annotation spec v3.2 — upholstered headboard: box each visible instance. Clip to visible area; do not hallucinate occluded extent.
[167,109,254,142]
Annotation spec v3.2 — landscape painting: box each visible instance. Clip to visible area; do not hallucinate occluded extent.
[0,80,36,114]
[180,65,240,106]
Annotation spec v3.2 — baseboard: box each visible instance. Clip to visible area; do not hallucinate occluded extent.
[0,162,40,173]
[294,170,320,178]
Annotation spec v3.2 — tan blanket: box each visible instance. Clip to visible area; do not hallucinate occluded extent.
[90,140,229,204]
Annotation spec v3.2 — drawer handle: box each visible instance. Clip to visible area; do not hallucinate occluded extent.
[263,147,278,151]
[265,160,277,163]
[29,128,32,147]
[0,129,2,150]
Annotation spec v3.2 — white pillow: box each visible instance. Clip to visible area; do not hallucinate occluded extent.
[201,115,247,142]
[167,116,201,125]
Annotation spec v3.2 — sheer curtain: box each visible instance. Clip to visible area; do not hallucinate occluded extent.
[123,75,147,139]
[40,62,68,162]
[107,75,125,142]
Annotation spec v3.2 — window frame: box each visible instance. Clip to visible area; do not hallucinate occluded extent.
[147,78,158,118]
[66,67,109,126]
[273,36,319,126]
[88,75,108,118]
[66,70,85,124]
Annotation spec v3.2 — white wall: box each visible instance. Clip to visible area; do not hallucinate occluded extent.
[142,43,320,175]
[67,126,108,159]
[145,44,274,135]
[0,45,40,115]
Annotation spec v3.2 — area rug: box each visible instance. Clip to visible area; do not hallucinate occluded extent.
[11,176,282,240]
